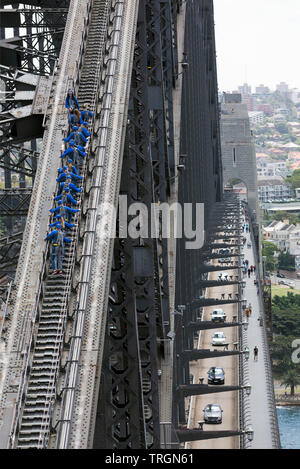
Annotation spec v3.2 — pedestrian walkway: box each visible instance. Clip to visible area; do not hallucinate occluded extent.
[242,225,274,449]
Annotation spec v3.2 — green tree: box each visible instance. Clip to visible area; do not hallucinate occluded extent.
[281,369,300,396]
[272,293,300,338]
[286,169,300,189]
[278,251,295,271]
[275,122,289,134]
[262,241,278,272]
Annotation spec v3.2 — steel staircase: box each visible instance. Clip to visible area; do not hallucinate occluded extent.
[15,0,112,449]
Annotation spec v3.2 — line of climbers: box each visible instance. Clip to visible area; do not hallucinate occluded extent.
[45,89,93,275]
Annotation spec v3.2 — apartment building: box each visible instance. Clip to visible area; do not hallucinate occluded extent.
[258,175,292,202]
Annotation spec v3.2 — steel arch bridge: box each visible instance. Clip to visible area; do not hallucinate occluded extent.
[0,0,279,449]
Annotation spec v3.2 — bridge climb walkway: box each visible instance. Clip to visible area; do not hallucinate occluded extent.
[241,221,280,448]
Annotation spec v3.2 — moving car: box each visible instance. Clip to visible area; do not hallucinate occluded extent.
[211,309,226,323]
[203,404,223,424]
[218,248,231,255]
[207,367,225,385]
[276,272,285,278]
[284,280,295,288]
[278,279,295,288]
[211,332,226,346]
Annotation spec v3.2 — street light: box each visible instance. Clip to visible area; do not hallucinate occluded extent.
[246,427,254,441]
[243,384,252,396]
[243,347,250,360]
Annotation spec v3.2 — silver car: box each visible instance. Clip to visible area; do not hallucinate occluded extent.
[203,404,223,424]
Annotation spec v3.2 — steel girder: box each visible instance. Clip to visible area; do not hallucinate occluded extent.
[173,0,223,426]
[0,2,69,219]
[0,188,31,216]
[96,0,178,449]
[0,231,23,282]
[0,2,69,277]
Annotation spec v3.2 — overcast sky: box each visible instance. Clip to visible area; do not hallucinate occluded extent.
[213,0,300,92]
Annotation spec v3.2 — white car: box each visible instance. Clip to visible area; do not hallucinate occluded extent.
[203,404,223,424]
[211,309,226,323]
[283,280,295,288]
[211,332,226,346]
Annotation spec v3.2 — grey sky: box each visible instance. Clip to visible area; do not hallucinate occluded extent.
[213,0,300,92]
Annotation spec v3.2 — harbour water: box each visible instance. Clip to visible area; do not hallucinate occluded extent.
[277,406,300,449]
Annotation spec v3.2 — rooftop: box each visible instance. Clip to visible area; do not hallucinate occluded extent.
[257,175,287,186]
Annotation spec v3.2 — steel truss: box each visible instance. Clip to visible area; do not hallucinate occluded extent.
[0,2,69,276]
[0,230,23,282]
[95,0,178,449]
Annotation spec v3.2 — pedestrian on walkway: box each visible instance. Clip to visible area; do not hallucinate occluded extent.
[248,303,252,314]
[248,268,251,278]
[245,308,250,320]
[250,265,254,273]
[254,346,258,361]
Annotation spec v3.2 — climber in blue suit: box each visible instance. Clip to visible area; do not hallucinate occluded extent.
[78,122,91,138]
[57,177,82,196]
[50,203,79,223]
[58,161,79,176]
[80,103,93,123]
[56,167,83,184]
[45,224,72,275]
[54,189,78,207]
[49,215,75,230]
[65,89,80,111]
[61,140,86,166]
[63,126,87,146]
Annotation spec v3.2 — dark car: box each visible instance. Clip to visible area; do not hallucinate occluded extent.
[207,366,225,385]
[277,272,285,278]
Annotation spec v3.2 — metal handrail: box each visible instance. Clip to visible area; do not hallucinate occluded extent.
[8,239,49,448]
[0,281,13,339]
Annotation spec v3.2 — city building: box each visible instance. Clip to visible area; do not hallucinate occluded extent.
[257,103,273,116]
[238,83,252,95]
[276,82,289,94]
[257,175,292,202]
[289,88,300,105]
[256,159,288,177]
[249,111,264,126]
[255,84,270,95]
[262,220,296,251]
[295,188,300,200]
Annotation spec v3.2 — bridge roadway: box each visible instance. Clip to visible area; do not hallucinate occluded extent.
[187,265,240,449]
